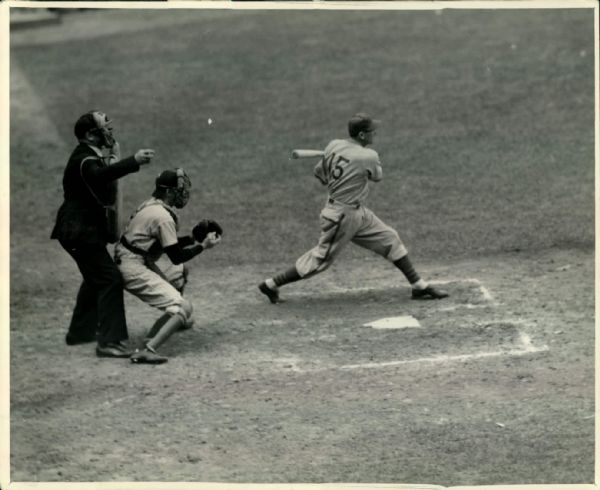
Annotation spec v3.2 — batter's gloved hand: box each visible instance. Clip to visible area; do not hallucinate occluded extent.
[192,219,223,243]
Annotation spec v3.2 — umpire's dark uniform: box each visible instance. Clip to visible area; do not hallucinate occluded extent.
[51,141,140,352]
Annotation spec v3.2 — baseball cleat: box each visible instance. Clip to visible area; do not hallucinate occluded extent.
[258,282,280,304]
[96,341,133,358]
[130,348,168,364]
[411,285,449,300]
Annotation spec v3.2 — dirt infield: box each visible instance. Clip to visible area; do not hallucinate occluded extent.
[10,248,594,484]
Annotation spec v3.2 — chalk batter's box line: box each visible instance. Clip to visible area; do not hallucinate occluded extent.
[301,331,550,373]
[277,277,549,373]
[286,276,498,307]
[428,277,495,302]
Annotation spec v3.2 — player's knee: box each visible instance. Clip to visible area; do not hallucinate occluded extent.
[166,299,194,321]
[377,229,403,259]
[165,300,193,322]
[387,242,408,262]
[384,228,400,242]
[302,260,331,280]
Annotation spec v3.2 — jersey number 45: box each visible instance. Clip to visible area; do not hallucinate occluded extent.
[323,153,350,180]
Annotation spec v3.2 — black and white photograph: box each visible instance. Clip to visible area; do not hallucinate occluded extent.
[3,0,597,487]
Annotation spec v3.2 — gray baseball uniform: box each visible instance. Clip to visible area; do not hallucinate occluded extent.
[259,113,449,304]
[114,198,188,317]
[295,138,408,278]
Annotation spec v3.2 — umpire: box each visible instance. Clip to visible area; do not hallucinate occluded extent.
[51,110,155,358]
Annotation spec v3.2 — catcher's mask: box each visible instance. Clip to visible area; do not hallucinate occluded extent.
[155,168,191,208]
[74,110,115,148]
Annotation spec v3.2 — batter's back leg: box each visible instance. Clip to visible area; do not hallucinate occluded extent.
[258,266,302,304]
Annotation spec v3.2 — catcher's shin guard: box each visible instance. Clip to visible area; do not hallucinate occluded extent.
[146,311,193,340]
[147,312,171,339]
[145,313,185,352]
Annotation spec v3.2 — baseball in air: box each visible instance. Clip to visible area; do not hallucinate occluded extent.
[208,118,213,125]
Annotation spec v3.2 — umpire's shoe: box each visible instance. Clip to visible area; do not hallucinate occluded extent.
[411,285,449,300]
[66,333,97,345]
[96,341,133,358]
[258,282,280,304]
[130,347,168,365]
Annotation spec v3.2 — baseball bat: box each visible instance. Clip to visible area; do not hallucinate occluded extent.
[291,149,325,159]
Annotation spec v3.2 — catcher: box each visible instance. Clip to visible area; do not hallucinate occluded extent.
[114,168,222,364]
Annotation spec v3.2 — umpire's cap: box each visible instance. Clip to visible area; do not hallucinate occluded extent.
[74,112,98,140]
[348,113,380,138]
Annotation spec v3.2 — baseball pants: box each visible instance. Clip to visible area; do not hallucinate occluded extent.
[114,246,186,314]
[295,201,408,278]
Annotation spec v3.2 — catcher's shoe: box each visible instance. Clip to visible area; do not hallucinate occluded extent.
[411,285,449,300]
[96,341,133,358]
[258,282,280,304]
[130,348,168,365]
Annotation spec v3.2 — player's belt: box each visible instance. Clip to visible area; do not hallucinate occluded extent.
[120,236,149,256]
[328,198,360,209]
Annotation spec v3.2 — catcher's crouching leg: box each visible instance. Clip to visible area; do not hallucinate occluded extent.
[145,263,193,339]
[174,266,195,330]
[131,300,193,364]
[172,265,189,294]
[155,257,188,294]
[165,263,194,327]
[146,297,193,339]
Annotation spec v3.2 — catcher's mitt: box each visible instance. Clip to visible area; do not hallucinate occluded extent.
[192,219,223,242]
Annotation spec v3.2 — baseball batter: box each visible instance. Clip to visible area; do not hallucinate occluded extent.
[114,168,221,364]
[259,113,449,303]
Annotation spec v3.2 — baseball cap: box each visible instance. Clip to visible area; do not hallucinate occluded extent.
[348,113,380,137]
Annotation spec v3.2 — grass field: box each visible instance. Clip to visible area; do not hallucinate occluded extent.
[8,5,597,486]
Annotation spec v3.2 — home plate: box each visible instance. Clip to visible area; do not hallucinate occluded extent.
[364,315,421,329]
